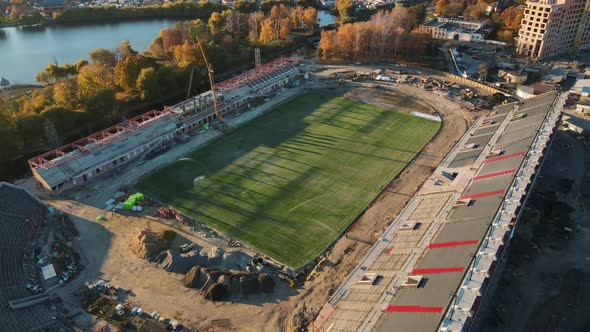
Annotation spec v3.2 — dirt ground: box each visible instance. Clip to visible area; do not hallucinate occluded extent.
[474,130,590,332]
[18,67,475,331]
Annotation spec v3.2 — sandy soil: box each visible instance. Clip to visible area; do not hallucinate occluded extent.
[18,66,475,332]
[473,130,590,332]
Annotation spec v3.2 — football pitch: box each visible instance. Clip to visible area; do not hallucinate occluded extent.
[137,93,440,268]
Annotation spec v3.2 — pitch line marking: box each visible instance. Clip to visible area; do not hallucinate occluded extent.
[241,180,262,195]
[311,218,337,234]
[288,194,325,212]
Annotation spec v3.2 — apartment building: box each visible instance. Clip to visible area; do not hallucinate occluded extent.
[517,0,590,59]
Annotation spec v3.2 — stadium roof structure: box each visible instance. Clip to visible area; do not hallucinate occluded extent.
[314,91,563,332]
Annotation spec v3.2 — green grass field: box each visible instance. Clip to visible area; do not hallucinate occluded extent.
[137,93,440,268]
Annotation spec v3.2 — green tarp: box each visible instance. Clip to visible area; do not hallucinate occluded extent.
[123,193,144,210]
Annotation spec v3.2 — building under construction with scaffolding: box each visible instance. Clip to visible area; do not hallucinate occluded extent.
[29,57,301,192]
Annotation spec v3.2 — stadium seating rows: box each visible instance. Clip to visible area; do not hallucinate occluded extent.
[0,183,72,331]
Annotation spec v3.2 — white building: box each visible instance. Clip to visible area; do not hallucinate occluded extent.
[419,16,491,42]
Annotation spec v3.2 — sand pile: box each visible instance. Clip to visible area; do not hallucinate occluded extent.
[128,229,170,259]
[156,229,177,241]
[182,265,275,300]
[156,247,226,273]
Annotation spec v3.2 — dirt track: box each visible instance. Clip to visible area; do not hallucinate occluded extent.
[19,68,474,331]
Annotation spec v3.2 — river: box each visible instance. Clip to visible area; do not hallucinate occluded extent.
[0,11,336,85]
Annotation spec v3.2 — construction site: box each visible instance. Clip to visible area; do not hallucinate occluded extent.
[0,53,573,332]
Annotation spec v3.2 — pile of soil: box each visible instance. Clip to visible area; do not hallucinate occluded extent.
[128,229,170,259]
[182,265,275,300]
[156,247,226,273]
[204,283,226,301]
[156,229,177,241]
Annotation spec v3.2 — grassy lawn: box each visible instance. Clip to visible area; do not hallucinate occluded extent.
[137,93,440,268]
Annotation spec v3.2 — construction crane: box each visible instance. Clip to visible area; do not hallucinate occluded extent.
[195,35,225,126]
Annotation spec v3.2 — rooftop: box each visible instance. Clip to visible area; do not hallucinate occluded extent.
[314,91,561,332]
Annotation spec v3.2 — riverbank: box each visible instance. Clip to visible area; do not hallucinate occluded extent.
[1,2,224,29]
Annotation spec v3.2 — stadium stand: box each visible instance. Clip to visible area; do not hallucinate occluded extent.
[0,183,72,331]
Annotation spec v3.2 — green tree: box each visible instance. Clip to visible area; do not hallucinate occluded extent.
[296,0,317,8]
[136,67,159,101]
[114,56,142,93]
[89,48,117,68]
[41,106,78,133]
[234,0,259,13]
[336,0,354,20]
[83,89,118,121]
[13,113,46,148]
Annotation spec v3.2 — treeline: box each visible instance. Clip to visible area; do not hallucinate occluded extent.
[55,2,227,24]
[318,7,431,61]
[0,4,317,171]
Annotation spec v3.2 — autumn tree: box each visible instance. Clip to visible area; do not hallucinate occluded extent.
[501,6,524,31]
[336,23,355,59]
[173,41,204,67]
[465,0,488,19]
[208,12,225,33]
[160,27,184,53]
[446,0,465,17]
[291,6,303,29]
[336,0,354,20]
[279,17,292,38]
[118,40,137,60]
[89,48,117,68]
[318,8,430,61]
[53,81,78,109]
[302,7,317,30]
[435,0,448,16]
[248,11,265,42]
[318,29,336,59]
[77,64,115,100]
[259,18,277,43]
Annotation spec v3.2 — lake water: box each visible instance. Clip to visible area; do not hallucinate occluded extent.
[1,12,336,85]
[0,19,178,85]
[318,10,336,27]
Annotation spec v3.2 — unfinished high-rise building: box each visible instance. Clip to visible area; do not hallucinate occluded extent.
[516,0,590,59]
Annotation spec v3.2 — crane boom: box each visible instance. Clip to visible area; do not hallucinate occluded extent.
[195,35,224,123]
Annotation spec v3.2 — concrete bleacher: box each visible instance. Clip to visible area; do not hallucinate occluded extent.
[0,183,72,331]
